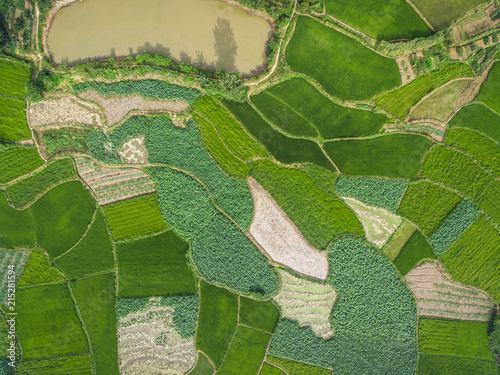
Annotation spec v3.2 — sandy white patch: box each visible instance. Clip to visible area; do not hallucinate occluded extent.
[118,136,148,164]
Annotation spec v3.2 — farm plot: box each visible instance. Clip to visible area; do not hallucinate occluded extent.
[273,269,337,339]
[398,180,462,235]
[382,220,417,261]
[79,90,189,126]
[191,212,280,298]
[15,283,89,361]
[189,352,214,375]
[28,96,104,128]
[31,181,96,258]
[0,147,44,184]
[417,354,499,375]
[420,145,492,199]
[192,96,268,161]
[324,0,431,40]
[286,16,401,101]
[260,363,286,375]
[0,96,31,142]
[441,215,500,301]
[251,78,389,139]
[477,63,500,113]
[0,59,30,98]
[0,191,34,248]
[251,160,363,250]
[385,122,446,142]
[410,79,471,122]
[239,297,280,333]
[76,157,155,205]
[117,231,196,297]
[324,134,432,179]
[40,127,93,156]
[222,100,332,169]
[248,177,329,280]
[409,0,486,29]
[0,249,29,304]
[335,176,408,212]
[343,197,402,248]
[6,158,76,208]
[393,230,436,275]
[103,194,167,241]
[197,281,238,368]
[406,261,493,321]
[266,356,330,375]
[477,178,500,223]
[449,104,500,143]
[118,296,197,375]
[18,249,65,288]
[118,136,147,164]
[55,211,115,279]
[15,355,93,375]
[304,165,338,199]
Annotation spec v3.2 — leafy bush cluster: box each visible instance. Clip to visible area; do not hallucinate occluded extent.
[41,127,92,155]
[198,71,248,102]
[393,230,436,275]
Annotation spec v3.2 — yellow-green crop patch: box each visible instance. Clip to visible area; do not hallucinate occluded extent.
[0,59,30,99]
[18,249,65,287]
[0,191,34,248]
[0,96,31,142]
[0,147,44,184]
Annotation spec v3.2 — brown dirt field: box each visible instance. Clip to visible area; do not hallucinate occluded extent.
[405,261,493,321]
[396,55,416,85]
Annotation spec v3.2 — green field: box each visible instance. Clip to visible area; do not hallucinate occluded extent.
[260,362,286,375]
[266,356,330,375]
[0,147,44,184]
[217,326,271,374]
[0,249,29,303]
[196,281,238,368]
[324,134,432,179]
[189,352,214,375]
[305,164,338,199]
[16,355,93,375]
[449,104,500,143]
[0,59,30,98]
[239,297,280,333]
[477,63,500,113]
[441,215,500,300]
[0,191,34,248]
[18,249,65,287]
[382,220,417,261]
[32,181,96,258]
[325,0,431,40]
[251,160,364,249]
[16,283,89,360]
[71,274,119,375]
[6,158,76,208]
[41,127,92,155]
[103,194,168,241]
[222,100,333,169]
[398,180,462,235]
[286,16,401,101]
[410,0,486,29]
[117,231,196,297]
[251,78,389,139]
[420,145,492,199]
[417,354,499,375]
[393,230,436,275]
[477,178,500,223]
[55,211,115,279]
[0,96,31,142]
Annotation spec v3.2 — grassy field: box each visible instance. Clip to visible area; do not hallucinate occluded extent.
[417,354,499,375]
[251,160,363,249]
[16,355,93,375]
[445,128,500,175]
[251,78,389,139]
[16,283,89,360]
[18,249,65,287]
[192,96,268,161]
[477,63,500,113]
[217,326,271,374]
[418,318,494,359]
[382,220,416,261]
[324,0,431,40]
[239,297,280,333]
[449,104,500,143]
[55,211,115,279]
[222,100,333,169]
[398,181,462,235]
[6,158,76,208]
[441,215,500,300]
[72,274,119,375]
[286,16,400,101]
[0,147,44,184]
[0,191,34,248]
[0,59,30,98]
[410,0,486,29]
[410,79,471,121]
[117,231,196,297]
[189,352,214,375]
[324,134,432,179]
[196,281,238,368]
[103,194,168,241]
[305,165,338,199]
[477,178,500,223]
[32,181,96,258]
[194,114,251,178]
[260,362,286,375]
[393,230,436,275]
[266,356,331,375]
[0,96,31,142]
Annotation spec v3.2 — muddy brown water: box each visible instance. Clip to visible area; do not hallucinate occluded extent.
[47,0,272,75]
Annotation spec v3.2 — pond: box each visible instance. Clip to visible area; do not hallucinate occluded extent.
[46,0,273,75]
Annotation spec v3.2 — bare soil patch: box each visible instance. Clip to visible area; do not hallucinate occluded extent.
[118,136,148,164]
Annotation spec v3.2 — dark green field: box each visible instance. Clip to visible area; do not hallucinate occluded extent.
[449,104,500,143]
[239,297,280,333]
[393,230,436,275]
[477,63,500,113]
[410,0,485,29]
[0,96,31,142]
[0,191,34,248]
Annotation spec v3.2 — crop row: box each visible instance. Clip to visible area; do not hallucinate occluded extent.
[477,178,500,223]
[0,147,44,184]
[0,59,30,99]
[0,96,31,142]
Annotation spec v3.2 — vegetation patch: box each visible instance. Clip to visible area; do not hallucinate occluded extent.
[0,147,44,184]
[117,231,196,297]
[251,77,389,139]
[239,296,280,333]
[32,181,96,258]
[18,249,65,288]
[189,352,214,375]
[251,160,363,249]
[55,211,115,279]
[0,96,31,142]
[449,104,500,143]
[6,158,76,208]
[286,16,400,101]
[16,355,93,375]
[477,62,500,113]
[260,362,286,375]
[477,178,500,223]
[382,220,416,261]
[410,0,486,29]
[0,191,34,248]
[103,194,168,241]
[0,59,30,98]
[398,180,462,235]
[417,354,499,375]
[324,134,432,179]
[266,356,330,375]
[40,127,92,156]
[191,212,280,298]
[393,230,436,275]
[0,249,29,303]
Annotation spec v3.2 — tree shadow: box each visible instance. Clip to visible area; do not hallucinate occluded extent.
[213,17,238,73]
